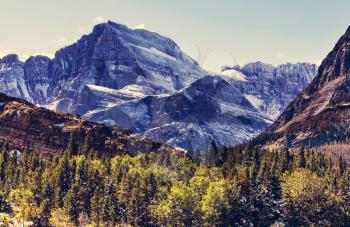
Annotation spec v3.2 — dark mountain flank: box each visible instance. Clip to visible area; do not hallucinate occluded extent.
[0,93,178,156]
[252,26,350,154]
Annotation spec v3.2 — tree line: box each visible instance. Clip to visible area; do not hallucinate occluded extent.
[0,140,350,226]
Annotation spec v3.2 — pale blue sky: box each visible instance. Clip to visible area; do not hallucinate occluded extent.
[1,0,350,72]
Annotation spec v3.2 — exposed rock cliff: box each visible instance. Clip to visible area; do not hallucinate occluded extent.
[0,93,178,156]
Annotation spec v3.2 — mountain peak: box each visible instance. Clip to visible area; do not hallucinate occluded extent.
[0,21,318,151]
[346,25,350,33]
[1,54,20,64]
[309,26,350,92]
[253,25,350,151]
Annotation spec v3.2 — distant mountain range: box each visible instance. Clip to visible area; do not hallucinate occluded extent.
[0,21,317,150]
[222,62,317,119]
[250,26,350,156]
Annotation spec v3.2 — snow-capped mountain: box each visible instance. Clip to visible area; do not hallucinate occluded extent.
[77,75,270,150]
[0,21,316,150]
[46,21,206,113]
[221,62,318,120]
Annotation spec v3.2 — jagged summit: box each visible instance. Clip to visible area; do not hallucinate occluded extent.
[307,25,350,93]
[272,26,350,131]
[0,21,317,150]
[221,62,317,120]
[0,54,20,63]
[250,26,350,152]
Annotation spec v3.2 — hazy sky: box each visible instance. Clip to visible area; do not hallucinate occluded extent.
[1,0,350,72]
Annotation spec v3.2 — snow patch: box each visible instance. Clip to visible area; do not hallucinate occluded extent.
[53,123,66,128]
[46,100,61,111]
[9,150,22,157]
[221,69,247,81]
[100,119,117,125]
[117,85,151,98]
[87,84,152,98]
[244,94,263,109]
[87,84,120,95]
[109,65,116,71]
[265,99,282,120]
[131,44,177,62]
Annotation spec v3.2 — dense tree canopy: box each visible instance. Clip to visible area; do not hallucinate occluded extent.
[0,142,349,226]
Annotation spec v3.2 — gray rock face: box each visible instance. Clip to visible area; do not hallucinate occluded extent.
[221,62,318,120]
[0,54,32,102]
[0,21,317,150]
[24,56,50,105]
[82,76,270,150]
[251,26,350,153]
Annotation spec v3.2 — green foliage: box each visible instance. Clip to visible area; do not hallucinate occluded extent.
[0,143,349,226]
[0,212,13,226]
[8,187,36,225]
[282,168,350,226]
[201,180,230,226]
[155,182,201,226]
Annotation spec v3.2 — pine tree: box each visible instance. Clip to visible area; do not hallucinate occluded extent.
[102,182,121,225]
[91,188,103,226]
[192,150,202,165]
[204,141,218,166]
[65,133,78,156]
[0,194,11,214]
[0,143,9,185]
[279,148,291,173]
[55,151,73,208]
[0,141,349,226]
[36,198,51,226]
[64,183,80,226]
[249,150,260,183]
[187,144,194,161]
[338,155,346,176]
[215,145,228,167]
[294,148,306,169]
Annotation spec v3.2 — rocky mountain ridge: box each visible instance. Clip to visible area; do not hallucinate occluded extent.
[250,26,350,154]
[221,62,317,119]
[0,20,317,150]
[0,92,178,156]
